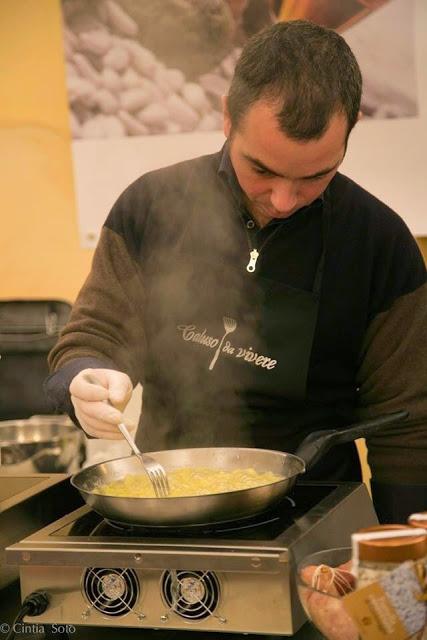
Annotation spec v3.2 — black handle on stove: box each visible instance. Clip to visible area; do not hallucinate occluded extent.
[295,410,408,471]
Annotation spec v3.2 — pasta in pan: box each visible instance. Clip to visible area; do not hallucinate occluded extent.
[96,467,283,498]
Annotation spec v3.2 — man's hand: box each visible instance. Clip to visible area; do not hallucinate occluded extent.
[70,368,133,439]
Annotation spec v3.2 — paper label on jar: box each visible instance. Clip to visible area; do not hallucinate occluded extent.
[343,562,426,640]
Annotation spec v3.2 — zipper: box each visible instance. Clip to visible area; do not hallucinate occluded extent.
[243,219,283,274]
[246,249,260,273]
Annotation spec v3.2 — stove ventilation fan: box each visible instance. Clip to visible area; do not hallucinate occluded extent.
[162,570,221,621]
[83,567,140,616]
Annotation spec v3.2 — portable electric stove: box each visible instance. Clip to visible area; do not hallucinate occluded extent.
[7,482,378,636]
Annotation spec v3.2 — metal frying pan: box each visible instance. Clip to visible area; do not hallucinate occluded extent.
[71,410,407,526]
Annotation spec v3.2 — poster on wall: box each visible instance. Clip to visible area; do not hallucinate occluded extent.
[60,0,426,245]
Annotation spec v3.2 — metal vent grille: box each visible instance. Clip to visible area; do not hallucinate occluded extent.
[161,570,221,621]
[83,567,140,617]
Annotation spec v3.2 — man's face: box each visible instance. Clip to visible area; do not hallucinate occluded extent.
[223,99,348,227]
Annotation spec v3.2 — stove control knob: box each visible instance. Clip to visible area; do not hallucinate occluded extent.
[160,614,169,622]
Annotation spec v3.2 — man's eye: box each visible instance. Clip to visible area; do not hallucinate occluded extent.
[303,174,327,182]
[253,166,270,175]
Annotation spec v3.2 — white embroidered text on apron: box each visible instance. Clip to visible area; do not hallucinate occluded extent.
[177,318,277,371]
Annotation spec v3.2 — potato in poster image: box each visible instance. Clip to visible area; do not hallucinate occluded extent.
[61,0,276,138]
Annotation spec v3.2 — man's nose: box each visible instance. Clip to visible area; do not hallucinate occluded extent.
[270,180,298,213]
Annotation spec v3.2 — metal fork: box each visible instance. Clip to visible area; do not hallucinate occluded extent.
[115,420,170,498]
[209,316,237,371]
[84,374,169,497]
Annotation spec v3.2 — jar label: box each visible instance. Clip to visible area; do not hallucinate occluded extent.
[343,561,426,640]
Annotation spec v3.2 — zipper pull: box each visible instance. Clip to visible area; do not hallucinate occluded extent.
[246,249,259,273]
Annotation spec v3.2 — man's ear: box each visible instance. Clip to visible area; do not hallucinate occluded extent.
[222,95,231,138]
[357,110,363,122]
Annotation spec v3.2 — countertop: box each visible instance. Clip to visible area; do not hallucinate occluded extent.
[0,581,323,640]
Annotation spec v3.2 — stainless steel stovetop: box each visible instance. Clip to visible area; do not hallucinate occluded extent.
[0,473,83,589]
[7,482,378,636]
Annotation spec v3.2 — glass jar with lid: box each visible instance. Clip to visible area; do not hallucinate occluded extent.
[353,524,427,589]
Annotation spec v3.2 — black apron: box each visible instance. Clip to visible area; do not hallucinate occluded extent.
[137,190,330,453]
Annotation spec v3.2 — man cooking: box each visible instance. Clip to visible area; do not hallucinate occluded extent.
[45,20,427,523]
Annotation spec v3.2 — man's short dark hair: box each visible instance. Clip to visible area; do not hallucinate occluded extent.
[227,20,362,140]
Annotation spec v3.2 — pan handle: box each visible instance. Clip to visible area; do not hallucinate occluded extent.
[295,410,408,471]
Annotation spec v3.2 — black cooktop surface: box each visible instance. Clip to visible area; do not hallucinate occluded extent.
[50,482,338,542]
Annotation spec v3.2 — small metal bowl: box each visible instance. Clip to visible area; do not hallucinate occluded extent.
[0,415,85,473]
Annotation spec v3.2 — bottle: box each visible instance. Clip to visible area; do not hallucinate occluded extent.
[353,524,427,589]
